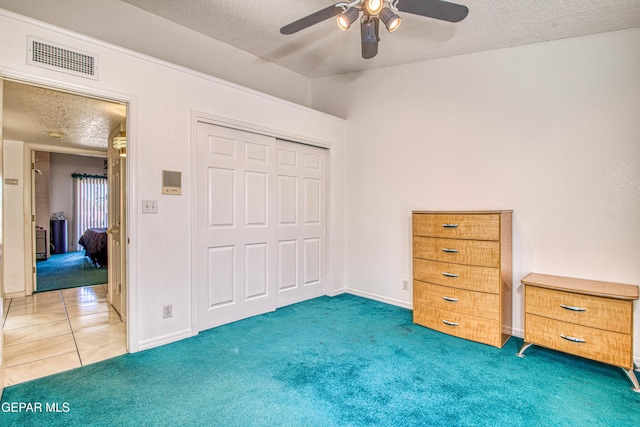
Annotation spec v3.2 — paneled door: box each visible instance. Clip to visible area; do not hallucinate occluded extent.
[195,123,327,331]
[275,139,327,308]
[196,123,278,331]
[108,126,126,319]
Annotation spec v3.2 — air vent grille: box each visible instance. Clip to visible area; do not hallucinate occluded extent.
[27,37,99,80]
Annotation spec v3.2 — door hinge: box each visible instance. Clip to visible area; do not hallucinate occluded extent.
[33,266,36,273]
[118,283,122,293]
[32,214,36,222]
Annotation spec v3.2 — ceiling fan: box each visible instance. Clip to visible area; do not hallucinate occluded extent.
[280,0,468,59]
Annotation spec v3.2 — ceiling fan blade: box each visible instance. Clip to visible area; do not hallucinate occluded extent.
[361,18,380,59]
[280,3,344,35]
[396,0,469,23]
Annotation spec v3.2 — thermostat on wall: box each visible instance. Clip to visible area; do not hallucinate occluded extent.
[162,170,182,195]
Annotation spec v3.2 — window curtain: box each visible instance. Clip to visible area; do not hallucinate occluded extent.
[73,173,108,251]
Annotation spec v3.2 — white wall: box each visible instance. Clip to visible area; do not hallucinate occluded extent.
[1,140,26,296]
[50,153,107,249]
[311,28,640,360]
[0,1,311,106]
[0,10,347,350]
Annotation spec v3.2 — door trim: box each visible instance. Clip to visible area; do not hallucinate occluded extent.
[24,144,107,296]
[2,71,138,353]
[190,110,335,335]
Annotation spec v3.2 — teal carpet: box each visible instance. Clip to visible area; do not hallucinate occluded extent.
[36,251,107,293]
[2,294,639,426]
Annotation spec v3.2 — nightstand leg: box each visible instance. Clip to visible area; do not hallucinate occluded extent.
[622,368,640,393]
[516,342,533,358]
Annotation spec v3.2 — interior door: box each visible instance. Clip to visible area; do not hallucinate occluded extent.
[30,150,37,292]
[275,139,327,307]
[196,123,278,331]
[108,127,126,318]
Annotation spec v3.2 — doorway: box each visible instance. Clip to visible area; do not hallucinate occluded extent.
[2,79,129,386]
[33,151,109,294]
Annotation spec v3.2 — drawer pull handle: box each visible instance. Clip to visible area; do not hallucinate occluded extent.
[560,334,586,343]
[560,304,587,312]
[442,248,459,253]
[442,296,459,302]
[442,272,459,278]
[442,320,458,327]
[442,224,458,228]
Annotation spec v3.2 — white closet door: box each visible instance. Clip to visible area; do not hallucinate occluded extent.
[275,139,327,307]
[195,123,328,331]
[196,123,277,331]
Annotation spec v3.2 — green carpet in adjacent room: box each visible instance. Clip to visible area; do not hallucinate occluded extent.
[2,294,639,426]
[35,251,107,293]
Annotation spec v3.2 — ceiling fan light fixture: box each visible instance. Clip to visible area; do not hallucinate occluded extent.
[380,7,401,32]
[280,0,469,60]
[363,0,383,16]
[337,7,359,31]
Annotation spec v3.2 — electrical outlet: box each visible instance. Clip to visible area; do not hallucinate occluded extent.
[163,304,172,318]
[402,279,409,290]
[142,200,158,214]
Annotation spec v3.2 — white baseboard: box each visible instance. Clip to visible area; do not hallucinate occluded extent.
[328,287,348,297]
[138,328,195,351]
[335,287,412,310]
[4,291,26,299]
[511,327,524,338]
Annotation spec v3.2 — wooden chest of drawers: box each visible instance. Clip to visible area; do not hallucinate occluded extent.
[518,273,639,392]
[412,211,512,348]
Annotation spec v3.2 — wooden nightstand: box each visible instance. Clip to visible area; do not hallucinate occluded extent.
[517,273,640,392]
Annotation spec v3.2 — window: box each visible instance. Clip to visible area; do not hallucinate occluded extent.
[73,174,108,250]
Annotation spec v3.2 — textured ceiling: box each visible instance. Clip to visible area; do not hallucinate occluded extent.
[3,81,126,150]
[2,1,638,150]
[120,0,640,78]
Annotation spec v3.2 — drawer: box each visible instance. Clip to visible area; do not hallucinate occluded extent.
[525,285,632,334]
[413,236,500,267]
[414,281,500,320]
[525,313,633,369]
[413,213,500,241]
[414,303,502,347]
[414,258,500,294]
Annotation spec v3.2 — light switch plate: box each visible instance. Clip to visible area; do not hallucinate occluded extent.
[142,200,158,214]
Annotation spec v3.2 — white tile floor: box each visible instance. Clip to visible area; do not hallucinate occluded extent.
[2,284,126,387]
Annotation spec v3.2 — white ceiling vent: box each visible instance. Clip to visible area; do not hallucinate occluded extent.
[27,37,99,80]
